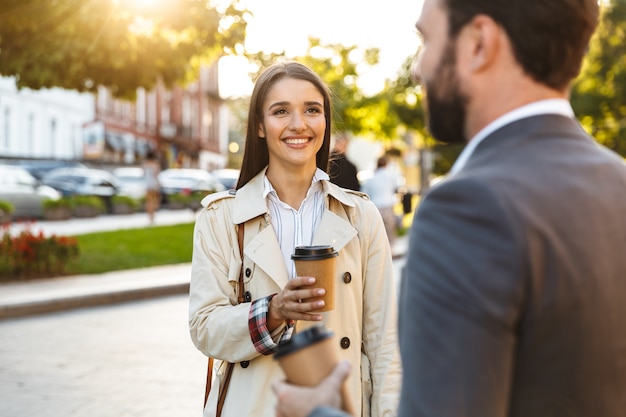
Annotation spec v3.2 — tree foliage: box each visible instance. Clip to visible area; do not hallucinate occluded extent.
[374,55,463,175]
[244,38,382,137]
[0,0,248,99]
[243,39,461,174]
[571,0,626,157]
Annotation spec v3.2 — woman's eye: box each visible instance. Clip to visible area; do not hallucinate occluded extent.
[306,107,322,114]
[272,109,287,115]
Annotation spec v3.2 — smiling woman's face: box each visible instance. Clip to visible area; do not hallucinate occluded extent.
[258,77,326,173]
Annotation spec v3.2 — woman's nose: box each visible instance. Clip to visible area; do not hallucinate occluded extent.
[289,113,306,131]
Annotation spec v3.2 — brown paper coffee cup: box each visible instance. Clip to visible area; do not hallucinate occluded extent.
[274,325,355,416]
[292,245,338,312]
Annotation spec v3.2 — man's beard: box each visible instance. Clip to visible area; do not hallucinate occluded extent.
[423,42,468,145]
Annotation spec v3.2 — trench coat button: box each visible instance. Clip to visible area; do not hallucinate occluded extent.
[244,291,252,302]
[342,272,352,284]
[245,268,251,277]
[340,337,351,349]
[240,360,250,368]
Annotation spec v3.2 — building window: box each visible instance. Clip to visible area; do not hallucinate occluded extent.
[50,118,57,152]
[28,113,35,150]
[3,108,10,149]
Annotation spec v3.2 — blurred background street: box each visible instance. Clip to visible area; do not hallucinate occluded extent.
[0,218,407,416]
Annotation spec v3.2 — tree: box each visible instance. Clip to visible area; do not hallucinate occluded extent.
[244,38,381,136]
[0,0,248,99]
[571,0,626,157]
[375,55,463,176]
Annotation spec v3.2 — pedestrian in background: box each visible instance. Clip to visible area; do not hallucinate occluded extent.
[272,0,626,416]
[362,155,401,248]
[328,135,361,191]
[142,149,161,224]
[189,61,400,417]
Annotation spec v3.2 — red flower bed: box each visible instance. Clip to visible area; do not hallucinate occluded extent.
[0,223,79,281]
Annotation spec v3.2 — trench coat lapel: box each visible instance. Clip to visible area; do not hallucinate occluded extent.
[242,202,357,290]
[245,222,290,290]
[312,208,357,253]
[233,169,358,290]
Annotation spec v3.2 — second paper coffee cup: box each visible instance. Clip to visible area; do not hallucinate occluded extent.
[274,325,355,415]
[291,245,338,312]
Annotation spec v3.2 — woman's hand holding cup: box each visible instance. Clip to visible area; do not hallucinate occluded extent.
[268,276,326,329]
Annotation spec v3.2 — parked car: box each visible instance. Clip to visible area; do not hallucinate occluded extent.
[113,167,148,200]
[211,168,240,190]
[0,165,62,219]
[158,168,225,202]
[13,159,87,181]
[42,167,121,213]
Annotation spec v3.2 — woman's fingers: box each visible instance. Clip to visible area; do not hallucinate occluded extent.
[271,277,326,321]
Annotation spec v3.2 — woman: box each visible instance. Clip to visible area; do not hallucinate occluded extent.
[189,62,400,417]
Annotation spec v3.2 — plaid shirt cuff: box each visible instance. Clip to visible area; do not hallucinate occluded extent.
[248,294,295,355]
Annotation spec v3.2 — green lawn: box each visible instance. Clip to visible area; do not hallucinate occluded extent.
[65,222,196,275]
[61,196,420,277]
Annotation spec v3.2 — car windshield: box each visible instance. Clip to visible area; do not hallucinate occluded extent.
[54,175,88,185]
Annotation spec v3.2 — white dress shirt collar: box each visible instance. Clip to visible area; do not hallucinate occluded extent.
[263,168,329,278]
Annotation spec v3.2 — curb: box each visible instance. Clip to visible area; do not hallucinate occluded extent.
[0,281,189,320]
[0,239,407,321]
[0,263,194,321]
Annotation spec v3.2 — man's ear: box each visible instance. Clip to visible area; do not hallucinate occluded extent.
[466,14,501,72]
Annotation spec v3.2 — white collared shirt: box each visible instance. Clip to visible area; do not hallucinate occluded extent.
[264,168,329,279]
[449,99,575,176]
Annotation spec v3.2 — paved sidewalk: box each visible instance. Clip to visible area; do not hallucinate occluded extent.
[0,263,192,319]
[0,209,409,320]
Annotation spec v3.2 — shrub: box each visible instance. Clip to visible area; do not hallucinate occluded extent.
[71,195,105,210]
[168,190,211,208]
[0,200,14,224]
[0,223,79,281]
[71,195,105,217]
[43,197,73,210]
[0,200,15,215]
[42,197,73,221]
[112,195,140,211]
[167,192,191,209]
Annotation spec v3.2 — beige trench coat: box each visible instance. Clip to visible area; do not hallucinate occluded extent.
[189,169,400,417]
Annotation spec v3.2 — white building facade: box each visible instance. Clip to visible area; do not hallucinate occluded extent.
[0,76,95,160]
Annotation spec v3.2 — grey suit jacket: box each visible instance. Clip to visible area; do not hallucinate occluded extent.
[399,114,626,417]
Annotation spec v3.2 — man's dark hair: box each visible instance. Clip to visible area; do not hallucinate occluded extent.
[444,0,599,90]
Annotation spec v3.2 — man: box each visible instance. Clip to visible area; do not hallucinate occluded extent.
[328,135,361,191]
[273,0,626,416]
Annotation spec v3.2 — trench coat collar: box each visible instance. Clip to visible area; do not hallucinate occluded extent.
[232,166,359,288]
[232,168,266,224]
[232,166,358,225]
